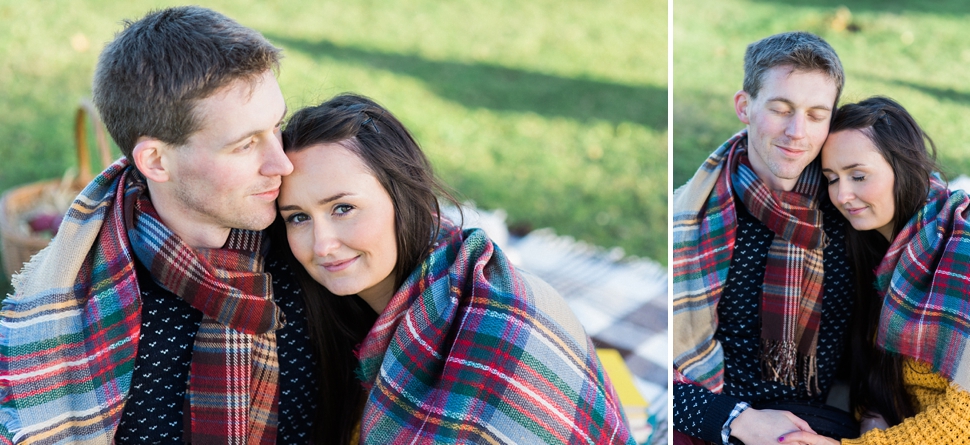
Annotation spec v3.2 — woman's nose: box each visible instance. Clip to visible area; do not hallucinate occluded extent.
[312,223,340,257]
[837,184,854,204]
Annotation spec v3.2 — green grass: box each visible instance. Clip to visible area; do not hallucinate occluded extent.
[674,0,970,188]
[0,0,667,296]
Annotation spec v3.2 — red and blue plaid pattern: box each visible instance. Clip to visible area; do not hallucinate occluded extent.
[0,160,140,444]
[355,224,634,444]
[0,161,283,444]
[673,130,827,394]
[876,177,970,392]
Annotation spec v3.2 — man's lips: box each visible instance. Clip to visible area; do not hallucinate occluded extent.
[321,256,358,272]
[253,187,281,200]
[775,144,809,156]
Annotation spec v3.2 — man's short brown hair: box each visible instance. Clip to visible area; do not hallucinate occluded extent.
[92,6,281,159]
[743,31,844,103]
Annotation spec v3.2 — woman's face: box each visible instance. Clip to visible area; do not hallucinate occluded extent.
[821,129,896,240]
[278,142,398,312]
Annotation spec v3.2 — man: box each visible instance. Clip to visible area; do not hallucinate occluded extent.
[0,7,319,444]
[672,32,856,445]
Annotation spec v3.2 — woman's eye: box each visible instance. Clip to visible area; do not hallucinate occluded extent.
[826,177,839,185]
[284,213,309,225]
[852,175,866,182]
[333,204,354,215]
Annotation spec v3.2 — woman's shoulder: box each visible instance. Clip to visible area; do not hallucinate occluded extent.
[902,357,949,390]
[453,227,591,344]
[512,268,590,346]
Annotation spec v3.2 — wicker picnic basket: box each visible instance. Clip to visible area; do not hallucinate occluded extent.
[0,99,113,278]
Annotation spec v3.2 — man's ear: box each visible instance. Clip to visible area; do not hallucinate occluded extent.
[734,90,751,125]
[132,137,171,183]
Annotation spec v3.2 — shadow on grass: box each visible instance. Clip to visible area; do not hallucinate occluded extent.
[748,0,970,16]
[672,88,743,188]
[266,34,665,131]
[872,77,970,106]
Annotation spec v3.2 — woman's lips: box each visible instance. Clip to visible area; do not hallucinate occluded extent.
[844,206,866,215]
[321,256,358,272]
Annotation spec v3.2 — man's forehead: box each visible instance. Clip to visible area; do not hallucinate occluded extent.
[194,75,269,115]
[185,72,285,145]
[758,66,838,107]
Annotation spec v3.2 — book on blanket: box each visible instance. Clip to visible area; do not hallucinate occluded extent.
[596,348,654,444]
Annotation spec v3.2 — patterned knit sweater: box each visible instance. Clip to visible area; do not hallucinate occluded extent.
[844,359,970,444]
[115,247,319,444]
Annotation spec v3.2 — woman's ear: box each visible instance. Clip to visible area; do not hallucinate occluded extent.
[132,137,170,183]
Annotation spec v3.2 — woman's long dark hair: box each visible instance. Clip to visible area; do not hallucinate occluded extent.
[272,93,461,443]
[829,97,940,426]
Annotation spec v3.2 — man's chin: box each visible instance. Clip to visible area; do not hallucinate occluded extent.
[234,207,277,232]
[773,161,814,180]
[252,216,277,231]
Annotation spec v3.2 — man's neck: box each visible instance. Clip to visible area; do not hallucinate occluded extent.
[145,184,231,250]
[760,175,798,192]
[166,221,231,250]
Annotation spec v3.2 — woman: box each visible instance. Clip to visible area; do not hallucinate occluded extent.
[273,94,633,444]
[781,96,970,444]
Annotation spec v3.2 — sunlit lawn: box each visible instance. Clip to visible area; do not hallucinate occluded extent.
[674,0,970,187]
[0,0,666,295]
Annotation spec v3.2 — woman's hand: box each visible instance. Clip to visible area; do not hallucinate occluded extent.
[730,408,815,445]
[778,431,840,445]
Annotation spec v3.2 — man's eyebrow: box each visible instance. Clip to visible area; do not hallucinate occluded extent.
[221,106,288,149]
[764,97,833,111]
[222,131,258,149]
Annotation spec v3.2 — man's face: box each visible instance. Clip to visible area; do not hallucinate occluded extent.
[735,66,839,191]
[163,70,292,238]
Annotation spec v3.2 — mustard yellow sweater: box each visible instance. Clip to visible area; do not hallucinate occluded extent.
[843,359,970,444]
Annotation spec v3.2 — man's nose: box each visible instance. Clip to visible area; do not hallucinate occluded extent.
[262,133,294,177]
[785,113,807,140]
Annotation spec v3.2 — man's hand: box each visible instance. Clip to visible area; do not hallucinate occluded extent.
[730,408,815,445]
[778,431,840,445]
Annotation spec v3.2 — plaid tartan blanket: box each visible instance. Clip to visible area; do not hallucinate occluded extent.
[0,160,281,444]
[355,225,634,444]
[672,130,826,394]
[0,160,140,444]
[875,176,970,392]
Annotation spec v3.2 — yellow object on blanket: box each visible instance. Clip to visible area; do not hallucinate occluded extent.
[597,348,654,444]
